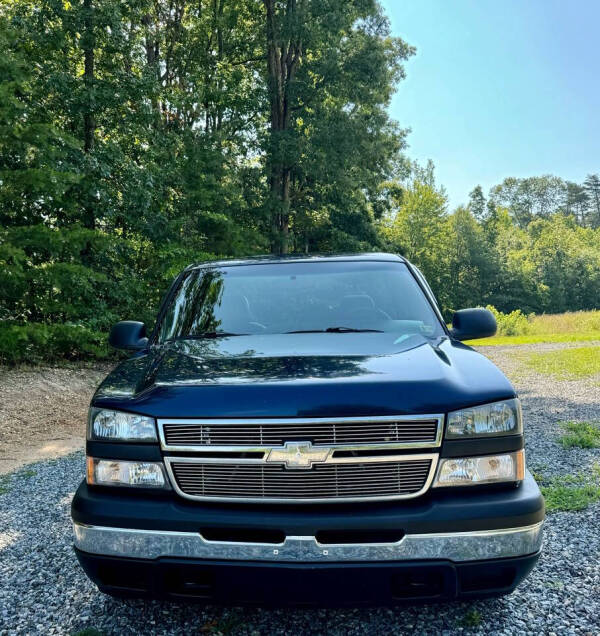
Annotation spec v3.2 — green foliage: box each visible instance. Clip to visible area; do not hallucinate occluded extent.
[558,421,600,449]
[382,169,600,322]
[0,322,114,365]
[459,609,482,628]
[486,306,531,336]
[381,168,450,308]
[489,174,600,228]
[0,1,416,362]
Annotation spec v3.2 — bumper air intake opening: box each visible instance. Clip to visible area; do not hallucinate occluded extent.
[96,561,150,594]
[164,565,215,599]
[458,562,517,593]
[390,566,450,599]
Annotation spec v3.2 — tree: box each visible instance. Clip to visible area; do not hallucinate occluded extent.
[382,171,449,310]
[445,207,497,309]
[262,0,414,253]
[528,216,600,312]
[0,16,80,229]
[468,185,486,219]
[262,0,304,253]
[584,174,600,228]
[564,181,589,226]
[489,176,566,227]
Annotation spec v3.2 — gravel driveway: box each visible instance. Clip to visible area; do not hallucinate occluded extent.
[1,344,599,635]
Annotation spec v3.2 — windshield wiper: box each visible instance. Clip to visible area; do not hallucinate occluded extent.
[167,332,248,342]
[286,327,384,334]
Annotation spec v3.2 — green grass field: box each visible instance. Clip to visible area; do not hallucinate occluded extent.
[467,332,600,346]
[465,309,600,346]
[519,345,600,379]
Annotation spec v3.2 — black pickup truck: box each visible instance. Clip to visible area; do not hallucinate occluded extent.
[71,253,544,605]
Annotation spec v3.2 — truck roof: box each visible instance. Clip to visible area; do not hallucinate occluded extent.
[187,252,406,271]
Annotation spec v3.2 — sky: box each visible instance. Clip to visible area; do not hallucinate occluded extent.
[381,0,600,209]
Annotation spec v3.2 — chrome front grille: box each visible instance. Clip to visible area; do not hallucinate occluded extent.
[160,415,442,451]
[158,415,443,503]
[167,457,435,502]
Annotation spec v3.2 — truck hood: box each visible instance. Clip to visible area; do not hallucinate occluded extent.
[93,334,515,417]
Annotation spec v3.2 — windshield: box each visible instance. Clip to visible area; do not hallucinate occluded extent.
[156,261,444,342]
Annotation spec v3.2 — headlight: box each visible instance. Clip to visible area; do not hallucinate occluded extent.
[86,457,169,489]
[446,399,522,438]
[88,408,157,441]
[433,450,524,487]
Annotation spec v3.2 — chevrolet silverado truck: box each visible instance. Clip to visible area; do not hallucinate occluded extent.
[71,253,544,605]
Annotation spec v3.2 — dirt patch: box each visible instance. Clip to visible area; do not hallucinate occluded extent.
[0,364,113,474]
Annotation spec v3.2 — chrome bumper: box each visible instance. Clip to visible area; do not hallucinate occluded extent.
[73,521,543,563]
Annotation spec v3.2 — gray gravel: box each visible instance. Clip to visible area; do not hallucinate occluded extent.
[1,344,600,635]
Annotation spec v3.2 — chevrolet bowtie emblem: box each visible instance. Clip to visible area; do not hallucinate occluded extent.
[266,441,331,469]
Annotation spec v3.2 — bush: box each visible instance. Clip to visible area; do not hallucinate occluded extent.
[0,322,115,365]
[485,305,531,336]
[0,224,220,364]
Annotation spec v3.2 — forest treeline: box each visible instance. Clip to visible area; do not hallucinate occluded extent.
[0,0,599,363]
[383,165,600,318]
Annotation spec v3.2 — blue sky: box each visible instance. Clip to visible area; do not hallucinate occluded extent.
[381,0,600,209]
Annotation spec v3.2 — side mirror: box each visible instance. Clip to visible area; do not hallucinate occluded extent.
[449,308,497,341]
[108,321,149,351]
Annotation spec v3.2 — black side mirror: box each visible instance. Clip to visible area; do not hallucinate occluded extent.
[449,308,497,341]
[108,321,149,351]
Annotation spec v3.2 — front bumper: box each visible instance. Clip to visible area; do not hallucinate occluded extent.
[74,521,543,563]
[72,471,544,604]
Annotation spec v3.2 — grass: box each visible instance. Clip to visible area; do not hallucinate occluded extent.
[466,332,600,346]
[200,612,245,634]
[519,346,600,380]
[537,464,600,512]
[558,421,600,448]
[0,468,39,494]
[528,310,600,334]
[541,484,600,512]
[465,309,600,346]
[459,609,482,628]
[72,629,103,636]
[544,578,565,590]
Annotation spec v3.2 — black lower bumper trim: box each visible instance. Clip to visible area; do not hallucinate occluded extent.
[75,548,541,606]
